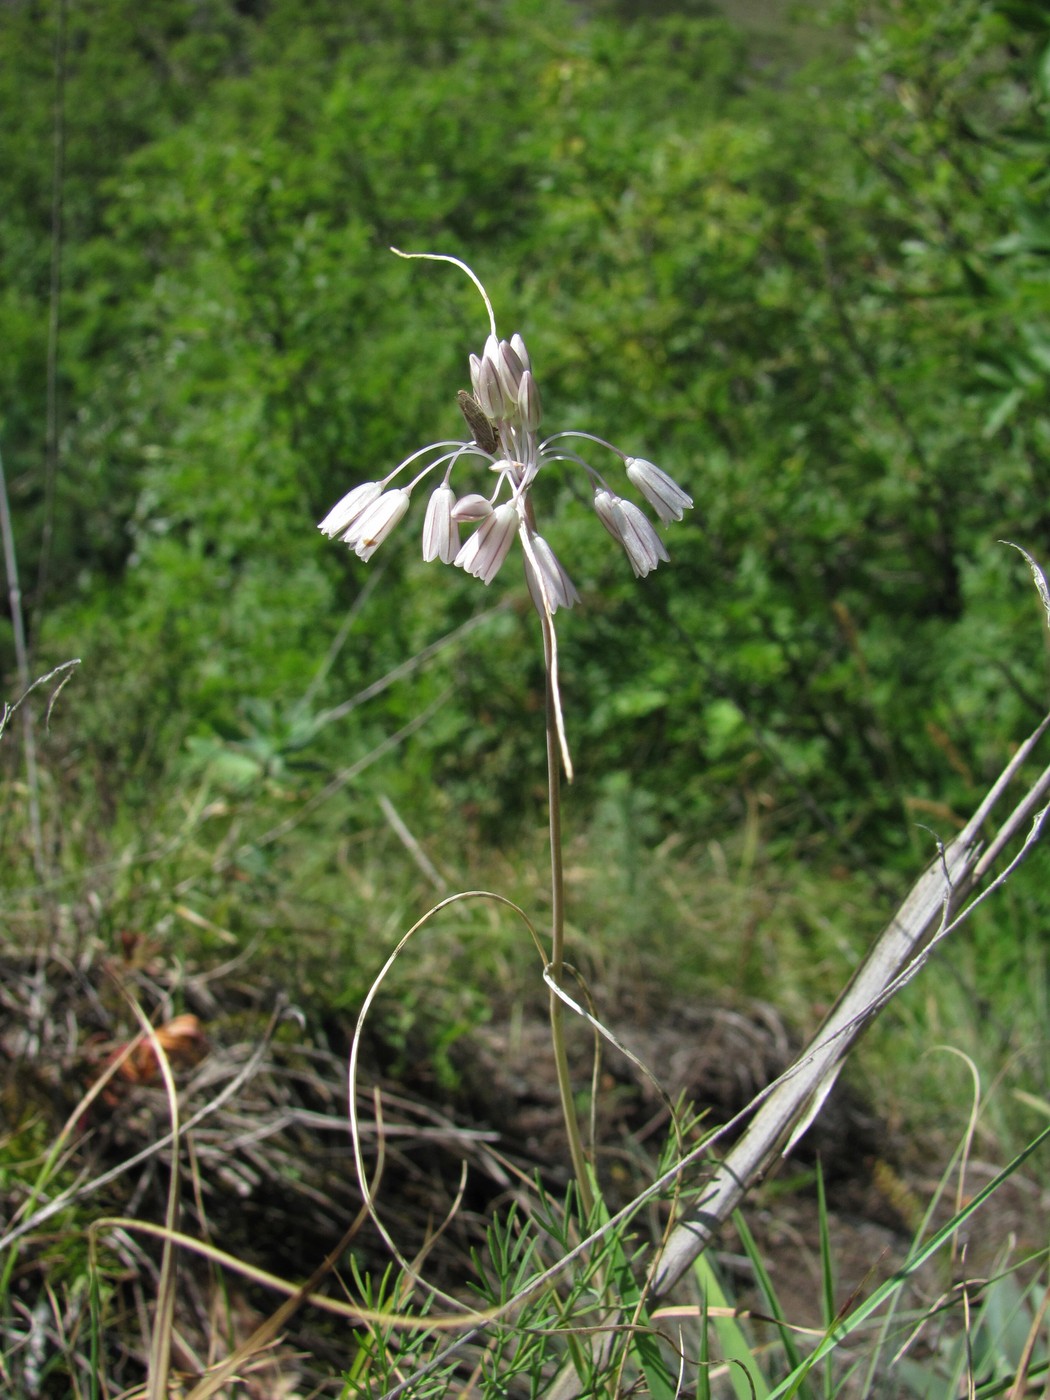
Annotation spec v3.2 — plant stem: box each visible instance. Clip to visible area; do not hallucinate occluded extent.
[33,0,67,638]
[542,609,594,1217]
[0,445,46,886]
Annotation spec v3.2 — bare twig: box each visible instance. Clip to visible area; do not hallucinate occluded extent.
[310,603,509,731]
[33,0,67,634]
[0,443,45,882]
[378,793,448,891]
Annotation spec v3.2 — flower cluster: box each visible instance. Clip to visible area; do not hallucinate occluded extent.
[319,254,692,617]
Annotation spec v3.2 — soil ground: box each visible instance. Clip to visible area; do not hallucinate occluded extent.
[5,952,1046,1394]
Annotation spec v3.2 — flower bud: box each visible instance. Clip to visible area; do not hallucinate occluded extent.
[496,339,525,402]
[451,493,494,522]
[518,370,542,432]
[422,484,459,563]
[510,333,531,374]
[469,353,484,402]
[475,354,508,420]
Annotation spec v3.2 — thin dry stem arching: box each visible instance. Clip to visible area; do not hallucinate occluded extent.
[542,964,680,1149]
[0,994,287,1254]
[89,1218,494,1330]
[347,888,547,1311]
[118,997,182,1400]
[391,247,499,342]
[935,1046,982,1271]
[0,658,81,742]
[1002,540,1050,628]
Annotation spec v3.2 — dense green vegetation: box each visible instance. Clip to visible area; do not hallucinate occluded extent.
[2,0,1046,854]
[10,0,1047,1055]
[2,0,1050,1391]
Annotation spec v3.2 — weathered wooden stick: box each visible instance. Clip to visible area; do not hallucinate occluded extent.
[655,827,978,1293]
[656,734,1050,1293]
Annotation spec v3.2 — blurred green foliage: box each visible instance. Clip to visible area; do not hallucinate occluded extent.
[2,0,1049,867]
[4,12,1050,1391]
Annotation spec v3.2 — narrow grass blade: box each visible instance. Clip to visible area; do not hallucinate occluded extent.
[693,1254,771,1400]
[765,1123,1050,1400]
[733,1210,807,1384]
[698,1286,712,1400]
[816,1163,834,1400]
[598,1194,679,1400]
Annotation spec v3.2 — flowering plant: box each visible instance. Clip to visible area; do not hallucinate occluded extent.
[324,250,694,1220]
[319,252,692,612]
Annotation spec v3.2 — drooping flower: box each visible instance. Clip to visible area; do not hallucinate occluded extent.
[422,484,459,564]
[454,502,519,584]
[625,457,694,524]
[451,493,494,523]
[611,498,671,579]
[317,250,693,603]
[343,488,410,562]
[593,490,670,578]
[525,535,580,615]
[319,481,382,539]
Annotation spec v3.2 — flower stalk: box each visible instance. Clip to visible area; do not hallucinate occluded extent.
[541,602,595,1217]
